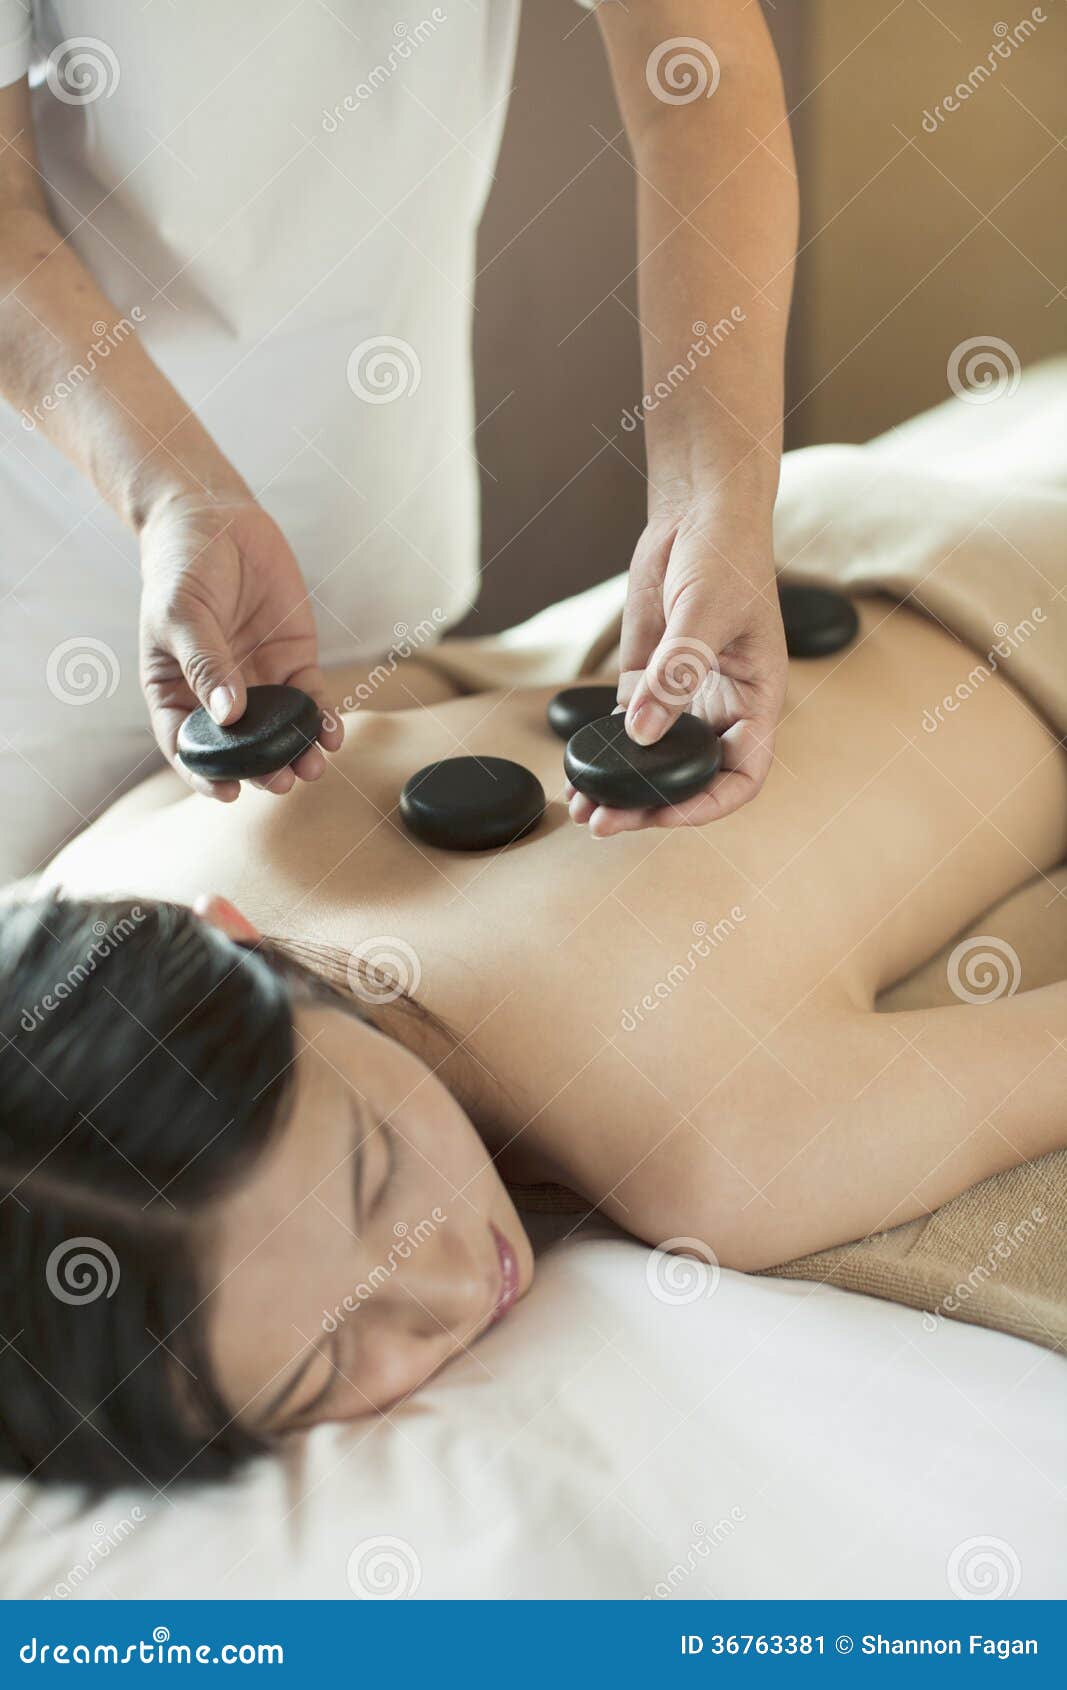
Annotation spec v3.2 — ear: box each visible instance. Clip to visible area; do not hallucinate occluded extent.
[193,893,262,944]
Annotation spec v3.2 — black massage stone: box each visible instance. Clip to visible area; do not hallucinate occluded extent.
[177,684,321,780]
[778,583,859,658]
[399,756,546,851]
[547,685,619,741]
[564,713,722,810]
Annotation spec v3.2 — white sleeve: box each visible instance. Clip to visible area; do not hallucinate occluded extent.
[0,0,31,87]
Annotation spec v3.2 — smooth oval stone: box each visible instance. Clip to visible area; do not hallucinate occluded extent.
[778,583,859,658]
[399,756,546,851]
[177,684,321,780]
[564,713,722,810]
[547,685,619,741]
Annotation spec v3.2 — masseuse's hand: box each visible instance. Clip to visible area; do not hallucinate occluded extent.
[568,499,787,837]
[139,494,343,800]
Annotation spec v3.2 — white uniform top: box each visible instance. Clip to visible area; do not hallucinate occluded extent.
[0,0,594,876]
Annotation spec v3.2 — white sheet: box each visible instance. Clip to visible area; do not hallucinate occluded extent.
[4,1216,1063,1600]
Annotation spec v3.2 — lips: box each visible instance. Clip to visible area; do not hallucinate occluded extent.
[489,1223,520,1325]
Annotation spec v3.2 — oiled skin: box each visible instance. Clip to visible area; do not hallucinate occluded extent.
[42,601,1067,1268]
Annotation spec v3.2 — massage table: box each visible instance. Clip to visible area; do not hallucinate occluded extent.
[2,365,1065,1600]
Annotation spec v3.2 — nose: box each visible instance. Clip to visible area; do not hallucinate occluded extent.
[388,1219,490,1340]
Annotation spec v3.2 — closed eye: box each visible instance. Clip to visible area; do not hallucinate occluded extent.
[352,1107,397,1230]
[278,1113,397,1432]
[276,1329,343,1432]
[369,1121,397,1215]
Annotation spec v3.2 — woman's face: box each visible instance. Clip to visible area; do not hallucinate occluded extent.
[202,910,534,1435]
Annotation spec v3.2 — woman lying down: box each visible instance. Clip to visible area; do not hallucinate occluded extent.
[3,594,1066,1491]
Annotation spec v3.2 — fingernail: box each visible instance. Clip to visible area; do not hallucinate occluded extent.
[208,685,234,725]
[626,702,671,745]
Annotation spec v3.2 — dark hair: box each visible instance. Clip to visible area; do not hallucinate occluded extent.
[0,893,429,1496]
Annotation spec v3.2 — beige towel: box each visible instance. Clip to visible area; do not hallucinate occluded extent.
[769,862,1067,1351]
[432,361,1067,1352]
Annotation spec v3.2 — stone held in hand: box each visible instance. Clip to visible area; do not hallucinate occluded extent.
[177,684,321,780]
[564,712,722,810]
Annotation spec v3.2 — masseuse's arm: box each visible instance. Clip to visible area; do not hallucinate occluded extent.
[0,77,341,800]
[580,0,797,833]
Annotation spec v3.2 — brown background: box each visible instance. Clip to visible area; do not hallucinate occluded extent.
[466,0,1066,633]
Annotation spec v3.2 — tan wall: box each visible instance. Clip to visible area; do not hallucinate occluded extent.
[468,0,1064,633]
[469,0,643,634]
[790,0,1067,443]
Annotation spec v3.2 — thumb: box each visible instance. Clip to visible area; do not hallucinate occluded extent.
[624,594,720,746]
[169,609,247,725]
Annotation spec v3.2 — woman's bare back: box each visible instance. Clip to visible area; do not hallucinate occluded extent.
[43,598,1067,1264]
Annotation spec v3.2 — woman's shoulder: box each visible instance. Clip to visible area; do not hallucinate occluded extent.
[36,765,189,895]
